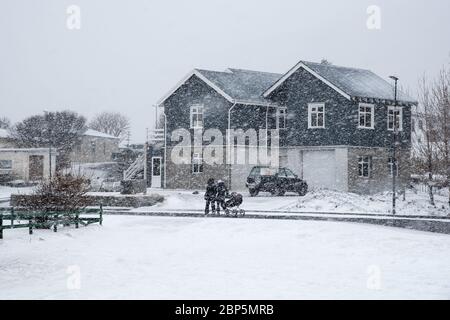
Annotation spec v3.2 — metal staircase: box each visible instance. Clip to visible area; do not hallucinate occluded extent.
[123,153,145,180]
[122,128,164,181]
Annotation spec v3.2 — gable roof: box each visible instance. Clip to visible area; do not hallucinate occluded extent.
[196,68,282,105]
[84,129,119,139]
[158,60,417,108]
[157,68,282,107]
[264,61,416,104]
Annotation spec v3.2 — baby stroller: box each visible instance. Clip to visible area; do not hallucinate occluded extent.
[224,192,245,217]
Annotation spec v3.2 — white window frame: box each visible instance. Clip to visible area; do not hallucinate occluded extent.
[388,157,399,177]
[358,156,372,178]
[0,159,12,174]
[387,106,403,131]
[190,104,204,129]
[308,103,325,129]
[276,107,287,130]
[192,152,203,174]
[358,103,375,129]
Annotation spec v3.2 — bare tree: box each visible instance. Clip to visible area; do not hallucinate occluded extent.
[0,116,11,129]
[89,112,130,142]
[432,66,450,208]
[414,75,438,205]
[11,111,87,170]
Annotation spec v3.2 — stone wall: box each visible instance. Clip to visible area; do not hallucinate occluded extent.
[347,147,410,194]
[70,136,119,163]
[165,146,229,190]
[11,193,164,208]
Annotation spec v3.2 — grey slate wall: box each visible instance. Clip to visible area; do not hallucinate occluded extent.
[267,67,412,149]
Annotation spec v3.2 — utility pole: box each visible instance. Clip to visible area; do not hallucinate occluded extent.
[44,111,53,182]
[389,76,399,215]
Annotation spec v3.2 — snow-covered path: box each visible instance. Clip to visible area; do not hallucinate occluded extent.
[1,215,449,299]
[136,188,450,216]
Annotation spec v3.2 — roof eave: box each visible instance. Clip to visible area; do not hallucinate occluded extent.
[156,69,235,107]
[353,96,418,106]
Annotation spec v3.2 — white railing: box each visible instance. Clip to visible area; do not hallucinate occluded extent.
[123,154,145,180]
[148,129,165,143]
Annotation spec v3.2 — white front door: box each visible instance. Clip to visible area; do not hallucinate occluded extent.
[151,157,162,188]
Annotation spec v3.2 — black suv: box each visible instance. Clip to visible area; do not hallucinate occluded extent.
[246,166,308,197]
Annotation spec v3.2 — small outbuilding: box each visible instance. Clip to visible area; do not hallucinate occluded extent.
[0,148,56,182]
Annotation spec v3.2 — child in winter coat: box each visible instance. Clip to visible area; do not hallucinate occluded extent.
[204,178,217,215]
[215,180,229,214]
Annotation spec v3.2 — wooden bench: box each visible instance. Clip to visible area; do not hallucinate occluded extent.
[0,206,103,239]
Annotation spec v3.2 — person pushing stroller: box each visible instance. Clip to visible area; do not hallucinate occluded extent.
[204,178,217,215]
[215,180,229,215]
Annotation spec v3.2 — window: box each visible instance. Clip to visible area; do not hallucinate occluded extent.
[284,168,297,178]
[249,167,260,176]
[277,107,287,129]
[277,168,287,177]
[0,160,12,169]
[358,103,374,129]
[387,106,403,131]
[192,152,203,174]
[358,156,372,178]
[260,167,277,176]
[190,105,204,129]
[418,120,423,130]
[388,157,399,177]
[90,141,96,154]
[308,103,325,128]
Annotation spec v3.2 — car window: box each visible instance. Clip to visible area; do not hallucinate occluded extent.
[284,168,296,178]
[260,167,276,176]
[277,168,287,177]
[250,167,260,176]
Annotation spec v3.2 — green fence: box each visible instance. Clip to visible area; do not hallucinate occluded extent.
[0,206,103,239]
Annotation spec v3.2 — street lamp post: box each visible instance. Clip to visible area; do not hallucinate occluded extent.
[44,111,52,181]
[389,76,399,215]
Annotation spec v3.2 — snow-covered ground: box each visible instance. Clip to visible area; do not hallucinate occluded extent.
[1,215,449,299]
[0,186,34,207]
[138,188,450,216]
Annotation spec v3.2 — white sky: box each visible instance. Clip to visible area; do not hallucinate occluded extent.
[1,0,449,143]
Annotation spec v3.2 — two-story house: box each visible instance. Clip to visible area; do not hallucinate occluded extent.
[152,60,416,194]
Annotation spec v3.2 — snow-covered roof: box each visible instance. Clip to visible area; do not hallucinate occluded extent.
[84,129,119,139]
[0,128,11,139]
[157,68,282,107]
[195,68,282,105]
[264,61,417,104]
[158,60,417,107]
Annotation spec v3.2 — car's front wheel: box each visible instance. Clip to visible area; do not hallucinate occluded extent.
[249,188,259,197]
[297,184,308,196]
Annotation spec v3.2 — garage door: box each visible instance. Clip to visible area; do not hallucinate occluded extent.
[302,150,336,190]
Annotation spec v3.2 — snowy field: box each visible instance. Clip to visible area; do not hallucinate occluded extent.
[1,215,450,299]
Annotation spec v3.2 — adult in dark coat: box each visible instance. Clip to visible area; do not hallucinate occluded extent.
[204,178,217,215]
[215,180,229,214]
